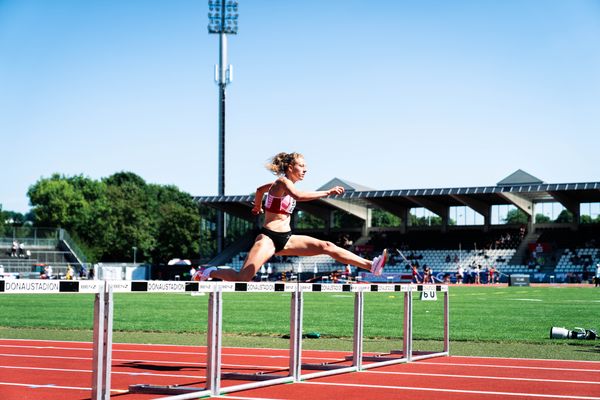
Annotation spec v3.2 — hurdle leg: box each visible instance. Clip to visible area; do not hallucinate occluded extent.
[91,283,105,400]
[443,290,450,354]
[405,289,413,361]
[289,289,303,381]
[104,285,114,397]
[206,289,223,395]
[92,282,111,400]
[352,291,364,370]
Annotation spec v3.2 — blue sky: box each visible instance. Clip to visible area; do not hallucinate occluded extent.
[1,0,599,213]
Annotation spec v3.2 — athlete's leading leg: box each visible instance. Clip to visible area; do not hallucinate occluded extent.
[278,235,387,274]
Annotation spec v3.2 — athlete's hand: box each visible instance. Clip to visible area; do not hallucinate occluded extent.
[252,205,264,215]
[327,186,345,196]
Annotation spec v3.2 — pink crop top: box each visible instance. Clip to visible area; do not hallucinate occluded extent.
[264,192,296,215]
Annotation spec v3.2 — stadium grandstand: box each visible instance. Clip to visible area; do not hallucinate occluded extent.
[195,170,600,284]
[0,228,88,279]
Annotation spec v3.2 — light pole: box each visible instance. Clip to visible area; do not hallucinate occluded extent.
[132,246,137,265]
[208,0,238,253]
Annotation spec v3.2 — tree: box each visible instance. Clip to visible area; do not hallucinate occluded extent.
[332,211,363,229]
[535,213,551,223]
[99,178,157,262]
[504,208,529,224]
[409,213,443,226]
[579,215,600,224]
[28,174,87,229]
[28,174,109,260]
[27,172,206,264]
[371,209,402,227]
[295,210,325,229]
[555,209,574,223]
[153,201,201,263]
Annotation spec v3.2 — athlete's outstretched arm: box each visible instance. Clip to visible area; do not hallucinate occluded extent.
[280,177,345,202]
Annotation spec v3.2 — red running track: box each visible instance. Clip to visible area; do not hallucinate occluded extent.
[0,338,599,400]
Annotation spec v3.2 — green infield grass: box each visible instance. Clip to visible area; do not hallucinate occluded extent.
[1,285,599,360]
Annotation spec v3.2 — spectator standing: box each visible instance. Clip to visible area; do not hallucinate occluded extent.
[456,265,464,284]
[474,264,481,285]
[488,265,497,284]
[411,264,421,283]
[18,242,25,258]
[423,266,433,284]
[66,265,74,280]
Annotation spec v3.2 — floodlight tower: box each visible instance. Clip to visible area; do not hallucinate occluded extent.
[208,0,238,253]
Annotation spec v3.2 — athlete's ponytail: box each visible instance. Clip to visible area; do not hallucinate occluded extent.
[266,152,303,175]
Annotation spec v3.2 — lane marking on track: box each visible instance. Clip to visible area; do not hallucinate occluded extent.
[0,364,206,379]
[417,361,600,373]
[365,370,600,385]
[0,353,290,373]
[0,344,339,361]
[0,381,128,393]
[451,355,600,364]
[0,381,83,391]
[215,396,286,400]
[3,351,598,376]
[302,381,600,399]
[0,338,362,355]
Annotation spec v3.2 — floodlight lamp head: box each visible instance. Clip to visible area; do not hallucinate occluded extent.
[208,0,239,34]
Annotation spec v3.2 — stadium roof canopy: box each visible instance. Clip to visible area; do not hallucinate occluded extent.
[193,170,600,224]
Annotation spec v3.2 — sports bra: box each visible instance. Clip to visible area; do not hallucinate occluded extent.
[264,192,296,215]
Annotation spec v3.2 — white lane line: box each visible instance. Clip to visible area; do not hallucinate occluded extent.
[213,396,285,400]
[302,381,600,400]
[0,344,338,361]
[0,364,206,379]
[451,355,600,364]
[0,353,289,372]
[0,381,127,394]
[417,361,600,373]
[365,370,600,385]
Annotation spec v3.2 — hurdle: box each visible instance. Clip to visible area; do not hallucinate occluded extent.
[0,279,111,400]
[302,283,412,378]
[128,281,305,398]
[0,279,449,399]
[401,284,450,361]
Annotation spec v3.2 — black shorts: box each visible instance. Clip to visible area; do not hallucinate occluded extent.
[260,227,292,253]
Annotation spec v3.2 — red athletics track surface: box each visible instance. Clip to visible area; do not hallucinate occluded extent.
[1,338,599,400]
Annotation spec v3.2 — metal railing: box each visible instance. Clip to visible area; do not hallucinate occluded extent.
[1,227,88,271]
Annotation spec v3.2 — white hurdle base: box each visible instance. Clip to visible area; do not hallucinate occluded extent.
[128,384,211,397]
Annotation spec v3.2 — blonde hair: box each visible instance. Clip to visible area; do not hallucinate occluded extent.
[266,152,303,175]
